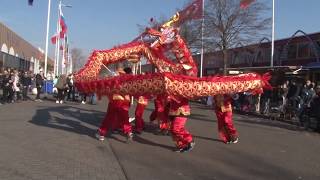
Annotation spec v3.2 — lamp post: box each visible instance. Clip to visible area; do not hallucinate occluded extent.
[200,0,205,78]
[196,52,202,77]
[44,0,51,77]
[271,0,275,67]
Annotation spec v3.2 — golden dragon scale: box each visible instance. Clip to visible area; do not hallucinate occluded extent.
[75,72,271,99]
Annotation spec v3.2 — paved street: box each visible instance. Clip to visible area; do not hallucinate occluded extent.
[0,97,320,180]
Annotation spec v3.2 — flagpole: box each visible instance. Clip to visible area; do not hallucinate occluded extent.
[271,0,275,67]
[56,1,62,76]
[69,55,73,74]
[54,19,59,76]
[62,36,65,74]
[44,0,51,77]
[200,0,205,78]
[66,36,70,74]
[53,35,56,76]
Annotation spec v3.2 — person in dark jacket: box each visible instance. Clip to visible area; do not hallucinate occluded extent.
[21,71,32,101]
[0,70,4,104]
[310,86,320,118]
[66,74,75,101]
[35,71,44,102]
[2,70,13,103]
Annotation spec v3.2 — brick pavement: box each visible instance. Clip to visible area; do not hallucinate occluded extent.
[1,97,320,180]
[0,99,126,180]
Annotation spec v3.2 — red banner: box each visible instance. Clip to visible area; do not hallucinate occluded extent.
[240,0,255,9]
[59,15,67,38]
[51,34,58,44]
[178,0,203,22]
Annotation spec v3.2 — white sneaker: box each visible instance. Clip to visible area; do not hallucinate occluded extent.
[231,138,239,144]
[60,100,63,104]
[81,101,86,104]
[56,100,59,104]
[126,132,134,142]
[129,117,135,122]
[95,132,105,141]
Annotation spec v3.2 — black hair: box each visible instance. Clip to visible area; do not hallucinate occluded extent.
[123,67,132,74]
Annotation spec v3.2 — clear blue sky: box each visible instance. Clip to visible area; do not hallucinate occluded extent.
[0,0,320,58]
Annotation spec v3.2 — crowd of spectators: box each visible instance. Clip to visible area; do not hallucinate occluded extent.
[0,68,96,105]
[227,78,320,129]
[0,68,34,104]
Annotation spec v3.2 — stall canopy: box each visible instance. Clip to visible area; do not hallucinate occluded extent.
[304,62,320,69]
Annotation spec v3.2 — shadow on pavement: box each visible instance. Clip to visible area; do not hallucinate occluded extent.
[235,115,304,132]
[189,113,217,123]
[133,135,173,151]
[108,134,128,144]
[193,135,222,143]
[29,105,105,138]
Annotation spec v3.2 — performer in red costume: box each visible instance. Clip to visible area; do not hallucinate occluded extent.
[149,96,170,134]
[134,95,148,134]
[146,26,198,152]
[214,94,239,144]
[96,67,133,141]
[169,96,194,152]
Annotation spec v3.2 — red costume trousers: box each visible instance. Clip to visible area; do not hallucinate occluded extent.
[149,97,170,130]
[99,100,132,136]
[98,101,116,136]
[171,116,193,149]
[135,103,146,132]
[215,110,238,143]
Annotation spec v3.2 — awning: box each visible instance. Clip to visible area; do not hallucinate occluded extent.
[304,62,320,69]
[226,66,301,71]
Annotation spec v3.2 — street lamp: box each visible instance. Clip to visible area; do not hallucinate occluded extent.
[271,0,275,67]
[195,52,203,77]
[44,0,51,77]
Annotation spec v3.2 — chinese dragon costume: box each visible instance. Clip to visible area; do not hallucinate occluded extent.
[74,13,271,150]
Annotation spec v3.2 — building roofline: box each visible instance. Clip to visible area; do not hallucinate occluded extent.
[195,31,320,55]
[0,21,53,61]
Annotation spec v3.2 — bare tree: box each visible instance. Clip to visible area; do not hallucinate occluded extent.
[71,48,86,72]
[204,0,271,74]
[180,21,202,52]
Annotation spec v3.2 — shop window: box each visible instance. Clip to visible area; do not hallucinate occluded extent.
[233,53,241,64]
[288,44,297,59]
[309,43,318,58]
[316,40,320,56]
[297,43,309,58]
[0,53,3,68]
[256,51,263,63]
[264,48,271,62]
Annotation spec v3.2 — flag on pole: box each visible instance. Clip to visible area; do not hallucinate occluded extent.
[59,11,68,38]
[240,0,255,9]
[51,34,59,44]
[28,0,33,6]
[164,0,203,27]
[179,0,203,20]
